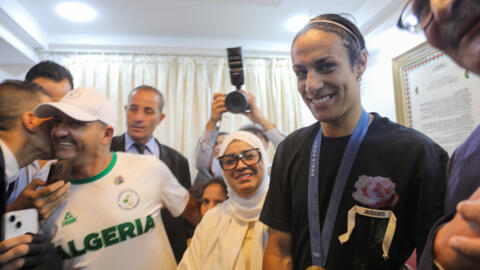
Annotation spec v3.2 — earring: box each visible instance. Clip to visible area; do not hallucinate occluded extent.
[357,77,362,81]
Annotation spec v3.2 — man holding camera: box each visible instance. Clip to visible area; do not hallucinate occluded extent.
[192,90,285,197]
[0,80,62,270]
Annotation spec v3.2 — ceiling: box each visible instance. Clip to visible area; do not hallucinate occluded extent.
[0,0,406,65]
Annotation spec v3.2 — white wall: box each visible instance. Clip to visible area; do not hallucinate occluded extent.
[361,17,426,123]
[0,64,30,81]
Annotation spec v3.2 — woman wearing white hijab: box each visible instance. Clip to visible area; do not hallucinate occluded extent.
[178,131,270,270]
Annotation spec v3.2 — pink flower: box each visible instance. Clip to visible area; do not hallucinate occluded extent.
[352,175,399,208]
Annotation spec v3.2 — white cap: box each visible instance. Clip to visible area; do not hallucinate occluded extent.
[34,86,116,127]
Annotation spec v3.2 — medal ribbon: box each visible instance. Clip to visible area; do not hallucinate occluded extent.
[308,110,369,267]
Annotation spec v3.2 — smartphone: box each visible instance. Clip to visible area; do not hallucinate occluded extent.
[46,159,73,184]
[1,209,39,241]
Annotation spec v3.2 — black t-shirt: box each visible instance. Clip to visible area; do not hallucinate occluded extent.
[260,113,449,270]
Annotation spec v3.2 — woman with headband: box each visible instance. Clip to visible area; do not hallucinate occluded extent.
[260,14,448,269]
[178,131,270,269]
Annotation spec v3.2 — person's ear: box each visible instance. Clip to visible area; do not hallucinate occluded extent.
[354,50,368,80]
[156,113,165,126]
[22,112,51,133]
[21,112,36,133]
[102,126,114,145]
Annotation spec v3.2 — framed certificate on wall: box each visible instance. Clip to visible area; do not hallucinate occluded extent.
[392,41,480,155]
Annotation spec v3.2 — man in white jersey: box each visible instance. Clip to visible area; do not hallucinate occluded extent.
[34,86,201,269]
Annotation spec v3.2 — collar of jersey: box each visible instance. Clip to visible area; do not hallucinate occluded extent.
[70,152,117,185]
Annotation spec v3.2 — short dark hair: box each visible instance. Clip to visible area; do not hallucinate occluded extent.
[216,131,229,143]
[218,131,229,137]
[293,14,367,68]
[201,177,228,198]
[128,85,165,113]
[25,61,74,89]
[0,80,51,131]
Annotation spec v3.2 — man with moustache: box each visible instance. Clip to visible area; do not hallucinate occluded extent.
[37,86,201,269]
[397,0,480,269]
[7,61,73,220]
[111,85,192,262]
[0,80,61,269]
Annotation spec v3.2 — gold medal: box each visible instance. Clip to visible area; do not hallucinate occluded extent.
[306,266,326,270]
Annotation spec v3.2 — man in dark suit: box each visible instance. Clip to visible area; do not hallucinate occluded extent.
[0,80,63,269]
[110,85,193,262]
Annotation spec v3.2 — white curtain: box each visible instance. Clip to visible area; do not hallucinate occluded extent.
[38,52,307,179]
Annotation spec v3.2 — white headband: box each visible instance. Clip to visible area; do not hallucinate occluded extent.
[308,19,361,46]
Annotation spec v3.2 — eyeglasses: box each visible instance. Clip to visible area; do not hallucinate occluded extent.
[218,148,262,171]
[397,0,433,33]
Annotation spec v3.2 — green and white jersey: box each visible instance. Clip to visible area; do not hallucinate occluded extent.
[42,152,190,270]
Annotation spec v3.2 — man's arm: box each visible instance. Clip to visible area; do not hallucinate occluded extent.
[414,146,448,257]
[7,179,70,221]
[180,196,201,226]
[0,234,62,270]
[263,228,293,270]
[0,234,32,269]
[242,91,275,131]
[194,93,225,172]
[241,90,286,148]
[264,128,286,149]
[432,187,480,270]
[205,93,227,131]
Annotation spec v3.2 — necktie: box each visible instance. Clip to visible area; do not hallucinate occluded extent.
[133,143,146,154]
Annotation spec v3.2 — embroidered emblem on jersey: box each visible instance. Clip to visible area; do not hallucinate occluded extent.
[62,212,77,227]
[114,175,124,185]
[117,189,139,210]
[64,90,81,99]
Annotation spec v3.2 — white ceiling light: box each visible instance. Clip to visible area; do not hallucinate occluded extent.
[285,14,310,33]
[56,2,96,23]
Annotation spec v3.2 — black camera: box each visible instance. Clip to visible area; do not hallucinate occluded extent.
[225,47,249,114]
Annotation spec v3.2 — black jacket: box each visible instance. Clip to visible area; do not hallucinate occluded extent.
[111,134,193,263]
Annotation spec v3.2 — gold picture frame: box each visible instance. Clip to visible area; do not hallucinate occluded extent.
[392,41,441,127]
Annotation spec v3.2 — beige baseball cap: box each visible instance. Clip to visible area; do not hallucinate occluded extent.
[34,86,116,127]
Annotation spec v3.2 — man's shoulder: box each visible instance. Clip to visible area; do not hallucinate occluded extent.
[116,151,157,163]
[115,152,173,176]
[278,122,319,150]
[367,113,448,159]
[110,134,125,151]
[157,141,188,163]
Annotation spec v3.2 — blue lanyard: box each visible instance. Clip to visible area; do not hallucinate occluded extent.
[308,110,370,267]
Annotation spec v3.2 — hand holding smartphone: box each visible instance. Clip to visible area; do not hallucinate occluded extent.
[46,159,73,184]
[1,209,39,241]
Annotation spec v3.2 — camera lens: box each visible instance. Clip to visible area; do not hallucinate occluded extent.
[9,215,15,222]
[15,221,22,228]
[225,91,249,114]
